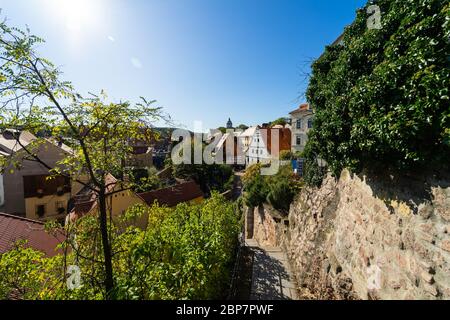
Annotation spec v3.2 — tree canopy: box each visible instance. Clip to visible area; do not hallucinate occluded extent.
[242,164,302,212]
[270,117,287,127]
[0,193,241,300]
[0,17,167,298]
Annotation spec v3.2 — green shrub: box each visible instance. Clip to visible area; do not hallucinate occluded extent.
[305,0,450,180]
[121,193,240,299]
[266,179,295,213]
[243,164,302,211]
[303,157,327,188]
[243,174,269,207]
[293,151,303,159]
[132,168,163,193]
[279,150,294,160]
[267,165,303,212]
[242,163,262,185]
[0,194,240,300]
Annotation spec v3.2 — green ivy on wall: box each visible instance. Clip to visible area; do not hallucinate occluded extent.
[304,0,450,181]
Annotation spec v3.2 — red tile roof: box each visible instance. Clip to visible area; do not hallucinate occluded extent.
[289,103,311,114]
[138,180,204,207]
[0,212,65,257]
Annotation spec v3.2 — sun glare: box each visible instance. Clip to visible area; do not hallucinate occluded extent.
[46,0,105,36]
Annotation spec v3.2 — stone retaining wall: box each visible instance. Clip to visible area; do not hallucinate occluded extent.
[245,169,450,299]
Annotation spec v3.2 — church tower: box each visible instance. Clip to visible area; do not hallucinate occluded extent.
[226,118,233,129]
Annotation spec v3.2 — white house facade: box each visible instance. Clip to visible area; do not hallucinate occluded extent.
[289,103,314,153]
[239,126,257,152]
[246,127,271,166]
[245,127,291,167]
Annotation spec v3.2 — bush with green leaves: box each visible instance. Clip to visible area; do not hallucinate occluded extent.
[242,164,267,206]
[293,151,303,159]
[243,164,302,211]
[114,193,240,299]
[303,157,327,188]
[130,168,163,193]
[243,169,269,208]
[0,243,65,300]
[266,179,294,213]
[266,165,303,212]
[0,193,240,300]
[279,150,294,161]
[305,0,450,180]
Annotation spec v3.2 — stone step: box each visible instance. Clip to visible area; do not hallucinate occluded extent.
[245,238,259,248]
[261,246,283,253]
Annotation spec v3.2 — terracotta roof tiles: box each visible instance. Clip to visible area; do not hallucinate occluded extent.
[138,180,203,207]
[0,212,65,257]
[289,103,311,114]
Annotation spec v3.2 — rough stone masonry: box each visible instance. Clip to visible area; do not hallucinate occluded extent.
[247,169,450,299]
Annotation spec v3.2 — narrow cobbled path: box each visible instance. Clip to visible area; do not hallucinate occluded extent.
[246,239,298,300]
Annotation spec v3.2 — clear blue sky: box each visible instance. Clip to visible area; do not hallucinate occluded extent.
[1,0,367,130]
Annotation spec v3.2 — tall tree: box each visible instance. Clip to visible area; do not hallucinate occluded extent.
[0,20,166,298]
[269,118,287,127]
[237,124,249,130]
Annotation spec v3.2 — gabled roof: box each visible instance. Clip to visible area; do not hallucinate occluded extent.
[138,180,203,207]
[289,103,312,115]
[46,137,73,154]
[0,130,72,156]
[240,126,258,137]
[0,130,35,154]
[0,212,65,257]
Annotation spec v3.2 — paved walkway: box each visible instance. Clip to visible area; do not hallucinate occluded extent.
[246,239,298,300]
[232,173,243,200]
